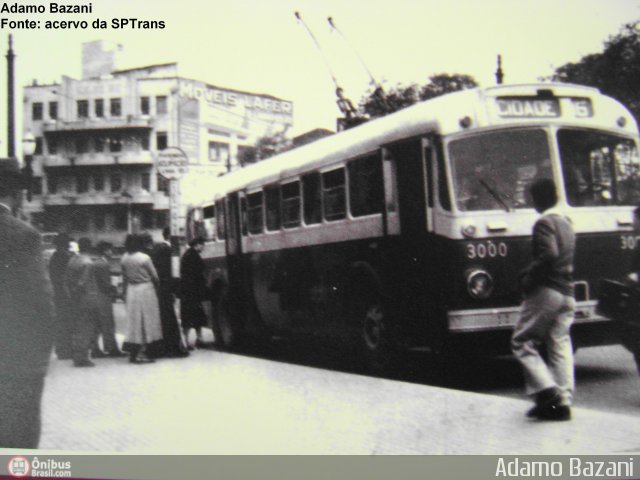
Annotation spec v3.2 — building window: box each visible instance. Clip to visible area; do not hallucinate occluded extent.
[48,176,57,194]
[141,172,150,191]
[48,101,58,120]
[34,137,43,155]
[348,155,383,217]
[93,174,104,192]
[141,134,150,151]
[95,99,104,117]
[33,178,43,196]
[110,98,122,117]
[322,168,346,221]
[75,138,88,154]
[77,100,89,119]
[94,213,105,230]
[94,137,104,152]
[156,132,168,151]
[209,141,230,164]
[154,211,168,229]
[140,96,150,115]
[141,210,153,229]
[156,95,167,115]
[302,172,321,225]
[114,210,127,230]
[157,174,169,194]
[77,175,89,194]
[110,172,122,192]
[47,137,57,155]
[109,136,122,153]
[32,102,43,121]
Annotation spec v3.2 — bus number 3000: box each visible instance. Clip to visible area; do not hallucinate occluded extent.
[466,241,508,259]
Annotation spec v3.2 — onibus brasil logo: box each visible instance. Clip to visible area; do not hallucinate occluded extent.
[7,456,30,477]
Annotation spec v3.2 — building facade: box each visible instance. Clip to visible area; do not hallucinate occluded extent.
[23,41,294,244]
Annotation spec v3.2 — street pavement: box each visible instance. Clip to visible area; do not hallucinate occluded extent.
[19,332,640,455]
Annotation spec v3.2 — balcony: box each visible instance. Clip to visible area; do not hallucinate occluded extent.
[42,151,155,168]
[41,190,169,208]
[42,116,153,134]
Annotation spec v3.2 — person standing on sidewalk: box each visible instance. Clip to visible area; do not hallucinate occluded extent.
[64,238,100,368]
[0,158,55,448]
[121,234,163,364]
[153,227,189,358]
[48,232,74,360]
[511,178,576,421]
[180,237,208,349]
[92,241,126,358]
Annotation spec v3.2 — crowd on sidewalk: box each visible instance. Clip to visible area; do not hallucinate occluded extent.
[48,227,210,367]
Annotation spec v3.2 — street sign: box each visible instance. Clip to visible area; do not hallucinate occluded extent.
[156,147,189,180]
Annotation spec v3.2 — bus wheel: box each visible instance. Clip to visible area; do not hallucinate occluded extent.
[361,299,395,372]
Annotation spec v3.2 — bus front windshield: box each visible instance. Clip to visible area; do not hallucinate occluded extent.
[449,129,552,212]
[558,129,640,207]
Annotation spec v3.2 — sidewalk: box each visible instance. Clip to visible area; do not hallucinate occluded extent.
[27,342,640,455]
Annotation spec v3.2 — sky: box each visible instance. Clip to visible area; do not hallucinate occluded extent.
[1,0,639,155]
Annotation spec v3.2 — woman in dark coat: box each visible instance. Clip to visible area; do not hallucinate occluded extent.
[180,237,208,348]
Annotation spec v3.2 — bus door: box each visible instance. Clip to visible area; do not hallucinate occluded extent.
[388,139,428,236]
[225,192,248,321]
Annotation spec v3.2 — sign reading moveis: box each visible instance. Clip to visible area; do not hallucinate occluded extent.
[179,80,293,115]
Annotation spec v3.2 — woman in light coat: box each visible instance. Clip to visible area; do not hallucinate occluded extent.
[121,234,163,364]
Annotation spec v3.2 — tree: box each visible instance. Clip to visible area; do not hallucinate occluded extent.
[238,130,293,166]
[549,22,640,123]
[359,73,478,119]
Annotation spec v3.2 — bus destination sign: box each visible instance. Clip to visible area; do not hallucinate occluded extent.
[496,97,560,118]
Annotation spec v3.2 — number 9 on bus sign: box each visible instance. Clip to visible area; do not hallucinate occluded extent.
[466,241,508,259]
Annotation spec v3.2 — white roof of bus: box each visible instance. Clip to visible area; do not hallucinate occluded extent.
[199,82,634,202]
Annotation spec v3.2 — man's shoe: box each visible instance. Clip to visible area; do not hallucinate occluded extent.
[107,350,127,358]
[535,404,571,421]
[166,350,190,358]
[130,354,155,364]
[73,360,95,368]
[91,350,109,358]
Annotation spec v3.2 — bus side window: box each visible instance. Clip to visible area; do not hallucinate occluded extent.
[265,185,281,231]
[240,196,248,236]
[436,143,452,211]
[282,180,301,228]
[302,172,322,225]
[348,154,383,217]
[322,168,346,221]
[202,204,216,241]
[247,191,264,234]
[215,200,226,240]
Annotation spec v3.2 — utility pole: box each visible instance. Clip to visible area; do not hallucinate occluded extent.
[6,34,15,158]
[495,54,504,85]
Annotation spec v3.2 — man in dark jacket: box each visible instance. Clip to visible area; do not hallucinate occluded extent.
[512,178,576,421]
[180,236,208,348]
[48,232,74,359]
[0,158,54,448]
[153,227,188,357]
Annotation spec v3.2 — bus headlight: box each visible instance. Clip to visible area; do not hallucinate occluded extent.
[466,269,494,300]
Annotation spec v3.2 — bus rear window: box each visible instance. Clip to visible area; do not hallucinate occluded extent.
[322,168,346,221]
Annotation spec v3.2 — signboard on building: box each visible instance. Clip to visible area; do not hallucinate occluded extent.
[156,147,189,180]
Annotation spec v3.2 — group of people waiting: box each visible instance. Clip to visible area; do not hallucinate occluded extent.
[48,227,210,366]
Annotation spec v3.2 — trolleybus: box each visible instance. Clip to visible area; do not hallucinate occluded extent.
[186,83,640,365]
